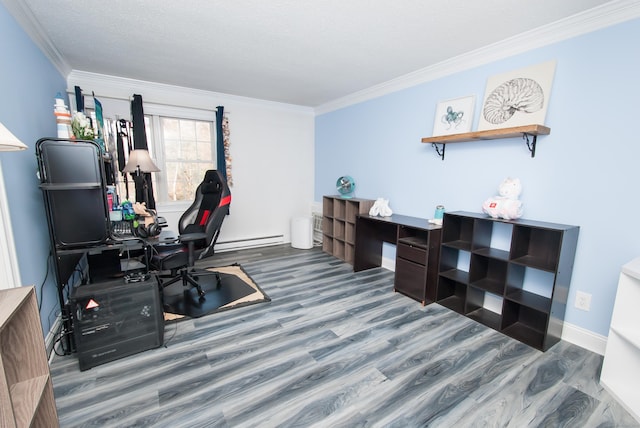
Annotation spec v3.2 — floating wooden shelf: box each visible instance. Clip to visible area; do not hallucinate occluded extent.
[421,124,550,160]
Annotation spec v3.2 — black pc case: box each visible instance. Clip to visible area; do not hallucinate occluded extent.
[71,276,164,371]
[36,138,110,248]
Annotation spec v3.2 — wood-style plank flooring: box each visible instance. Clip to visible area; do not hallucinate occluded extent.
[50,245,639,427]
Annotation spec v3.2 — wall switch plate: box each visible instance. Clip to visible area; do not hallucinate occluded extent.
[575,291,592,311]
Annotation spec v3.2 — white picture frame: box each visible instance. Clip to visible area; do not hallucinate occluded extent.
[478,60,556,131]
[432,95,475,136]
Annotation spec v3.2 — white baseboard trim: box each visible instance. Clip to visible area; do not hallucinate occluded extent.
[561,321,608,355]
[46,315,62,362]
[215,235,285,252]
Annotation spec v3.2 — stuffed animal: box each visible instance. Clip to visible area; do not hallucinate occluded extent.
[369,198,393,217]
[482,177,523,220]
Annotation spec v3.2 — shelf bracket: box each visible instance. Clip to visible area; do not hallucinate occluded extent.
[432,142,445,160]
[522,133,537,158]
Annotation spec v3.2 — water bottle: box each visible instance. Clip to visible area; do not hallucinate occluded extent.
[53,94,72,138]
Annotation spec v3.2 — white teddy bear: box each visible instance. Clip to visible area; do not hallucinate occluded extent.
[369,198,393,217]
[482,177,523,220]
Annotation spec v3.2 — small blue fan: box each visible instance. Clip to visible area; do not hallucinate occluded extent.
[336,176,356,199]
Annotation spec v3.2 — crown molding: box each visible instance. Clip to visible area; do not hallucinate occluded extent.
[67,70,314,115]
[1,0,71,77]
[315,0,640,115]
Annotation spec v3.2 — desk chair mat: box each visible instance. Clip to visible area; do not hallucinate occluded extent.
[161,268,259,318]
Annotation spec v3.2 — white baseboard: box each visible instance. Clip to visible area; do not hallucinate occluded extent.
[46,315,62,362]
[215,235,285,252]
[561,321,608,355]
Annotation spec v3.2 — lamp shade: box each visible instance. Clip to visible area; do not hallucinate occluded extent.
[123,149,160,173]
[0,122,28,152]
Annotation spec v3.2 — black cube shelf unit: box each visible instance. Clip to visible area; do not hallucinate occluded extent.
[437,211,579,351]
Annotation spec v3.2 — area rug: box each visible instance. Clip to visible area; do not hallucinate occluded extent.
[162,264,270,320]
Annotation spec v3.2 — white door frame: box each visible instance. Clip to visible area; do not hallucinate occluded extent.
[0,160,22,289]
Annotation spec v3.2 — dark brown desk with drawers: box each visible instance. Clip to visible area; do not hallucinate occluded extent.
[354,214,442,305]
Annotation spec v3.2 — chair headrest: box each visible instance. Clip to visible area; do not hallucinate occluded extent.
[201,182,220,194]
[201,170,222,194]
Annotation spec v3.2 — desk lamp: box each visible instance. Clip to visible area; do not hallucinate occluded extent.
[123,149,160,207]
[0,122,28,151]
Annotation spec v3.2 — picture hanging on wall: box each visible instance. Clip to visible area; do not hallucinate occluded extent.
[478,60,556,131]
[432,95,475,136]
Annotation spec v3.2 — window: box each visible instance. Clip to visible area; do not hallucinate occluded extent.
[144,105,217,204]
[161,118,214,201]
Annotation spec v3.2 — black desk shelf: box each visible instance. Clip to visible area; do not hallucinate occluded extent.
[436,211,579,351]
[36,138,116,354]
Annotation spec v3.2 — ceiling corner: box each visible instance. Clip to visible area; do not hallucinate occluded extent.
[1,0,71,77]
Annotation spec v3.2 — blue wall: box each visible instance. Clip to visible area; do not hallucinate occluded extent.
[0,3,67,336]
[316,19,640,337]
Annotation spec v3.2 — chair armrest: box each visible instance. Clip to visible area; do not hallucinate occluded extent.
[179,232,207,243]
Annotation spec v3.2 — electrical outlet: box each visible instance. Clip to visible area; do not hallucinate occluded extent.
[575,291,592,311]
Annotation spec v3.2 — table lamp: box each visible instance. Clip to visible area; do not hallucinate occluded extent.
[0,122,28,151]
[123,149,160,207]
[123,149,160,174]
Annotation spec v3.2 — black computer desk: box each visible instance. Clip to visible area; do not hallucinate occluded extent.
[52,229,177,353]
[354,213,442,305]
[354,214,441,270]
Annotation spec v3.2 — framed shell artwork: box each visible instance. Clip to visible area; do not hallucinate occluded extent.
[432,95,475,136]
[478,60,556,131]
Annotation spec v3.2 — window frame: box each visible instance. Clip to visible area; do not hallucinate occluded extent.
[143,103,217,206]
[0,160,21,289]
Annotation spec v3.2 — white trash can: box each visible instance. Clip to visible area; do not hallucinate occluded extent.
[291,216,313,249]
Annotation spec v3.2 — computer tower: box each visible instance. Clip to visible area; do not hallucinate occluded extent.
[36,138,110,248]
[71,276,164,371]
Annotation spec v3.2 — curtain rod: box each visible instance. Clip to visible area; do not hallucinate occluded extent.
[65,91,229,114]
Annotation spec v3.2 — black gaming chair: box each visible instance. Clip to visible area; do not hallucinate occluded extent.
[149,170,231,298]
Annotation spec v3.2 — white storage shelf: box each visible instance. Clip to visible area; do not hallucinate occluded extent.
[601,257,640,423]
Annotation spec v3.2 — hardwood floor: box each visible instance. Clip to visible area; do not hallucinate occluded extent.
[50,245,639,427]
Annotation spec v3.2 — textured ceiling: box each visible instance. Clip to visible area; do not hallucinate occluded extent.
[7,0,615,107]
